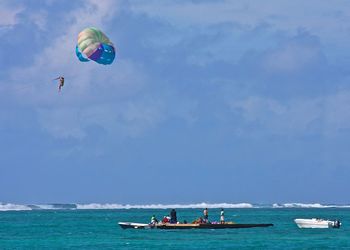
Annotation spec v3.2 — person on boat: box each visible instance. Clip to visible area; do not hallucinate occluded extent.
[162,216,170,223]
[192,217,204,224]
[203,208,208,223]
[54,76,65,92]
[170,209,177,224]
[150,215,158,225]
[220,208,225,224]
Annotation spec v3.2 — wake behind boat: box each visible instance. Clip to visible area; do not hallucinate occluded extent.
[119,222,273,229]
[294,218,341,229]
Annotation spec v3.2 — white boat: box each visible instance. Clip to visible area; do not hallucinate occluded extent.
[118,222,151,229]
[294,218,341,229]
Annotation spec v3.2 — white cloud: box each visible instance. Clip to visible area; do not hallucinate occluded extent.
[262,39,322,73]
[230,89,350,136]
[324,90,350,133]
[28,10,48,31]
[0,3,23,27]
[38,97,166,139]
[231,96,287,123]
[129,0,350,34]
[129,0,350,64]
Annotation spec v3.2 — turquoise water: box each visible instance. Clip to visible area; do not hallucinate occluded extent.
[1,208,349,249]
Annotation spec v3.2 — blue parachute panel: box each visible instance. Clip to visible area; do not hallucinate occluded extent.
[92,44,116,65]
[75,45,89,62]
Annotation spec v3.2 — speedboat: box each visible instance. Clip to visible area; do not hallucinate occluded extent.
[294,218,341,229]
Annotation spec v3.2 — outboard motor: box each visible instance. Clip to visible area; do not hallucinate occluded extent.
[333,220,341,228]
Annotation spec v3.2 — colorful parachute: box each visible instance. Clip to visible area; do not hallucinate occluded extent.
[75,27,115,65]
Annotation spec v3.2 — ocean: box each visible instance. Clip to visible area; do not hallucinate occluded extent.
[0,203,349,249]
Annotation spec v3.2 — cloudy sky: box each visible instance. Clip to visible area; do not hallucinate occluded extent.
[1,0,350,204]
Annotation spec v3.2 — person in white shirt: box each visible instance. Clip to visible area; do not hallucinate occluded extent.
[220,208,225,224]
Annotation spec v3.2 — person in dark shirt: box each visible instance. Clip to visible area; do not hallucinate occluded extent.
[170,209,177,224]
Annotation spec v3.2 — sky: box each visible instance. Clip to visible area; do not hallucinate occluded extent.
[1,0,350,204]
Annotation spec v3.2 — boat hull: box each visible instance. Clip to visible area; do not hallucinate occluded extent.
[119,222,273,229]
[119,222,151,229]
[294,219,341,229]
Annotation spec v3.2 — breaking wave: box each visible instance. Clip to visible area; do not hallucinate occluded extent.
[1,202,350,211]
[0,203,77,211]
[272,203,350,208]
[76,202,253,210]
[0,203,32,211]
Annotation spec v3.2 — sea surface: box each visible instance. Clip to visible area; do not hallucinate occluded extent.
[0,203,350,249]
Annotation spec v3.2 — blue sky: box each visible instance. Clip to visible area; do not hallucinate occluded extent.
[1,0,350,204]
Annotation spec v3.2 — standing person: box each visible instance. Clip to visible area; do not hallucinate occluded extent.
[220,208,225,224]
[170,209,177,224]
[203,208,208,223]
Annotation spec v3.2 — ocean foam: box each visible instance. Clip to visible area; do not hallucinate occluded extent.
[76,202,254,209]
[273,203,350,208]
[0,203,32,211]
[1,202,350,211]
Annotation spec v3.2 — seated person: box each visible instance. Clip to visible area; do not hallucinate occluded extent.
[162,216,170,223]
[150,215,158,225]
[192,217,204,224]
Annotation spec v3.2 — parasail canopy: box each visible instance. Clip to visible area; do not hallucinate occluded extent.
[75,27,115,65]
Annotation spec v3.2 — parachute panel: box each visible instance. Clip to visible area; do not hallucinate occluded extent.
[75,27,116,65]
